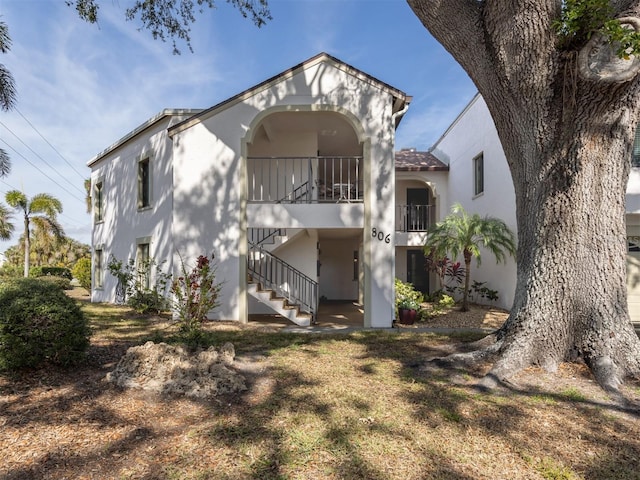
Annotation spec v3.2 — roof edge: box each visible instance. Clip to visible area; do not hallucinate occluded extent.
[168,52,409,137]
[429,92,481,153]
[87,109,203,167]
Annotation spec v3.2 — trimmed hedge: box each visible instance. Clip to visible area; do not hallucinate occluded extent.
[37,275,73,290]
[30,266,73,280]
[0,278,90,370]
[72,257,92,291]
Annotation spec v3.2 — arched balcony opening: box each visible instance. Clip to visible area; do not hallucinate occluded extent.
[247,111,363,203]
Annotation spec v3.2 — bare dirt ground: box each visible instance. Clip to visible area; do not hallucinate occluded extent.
[1,292,639,479]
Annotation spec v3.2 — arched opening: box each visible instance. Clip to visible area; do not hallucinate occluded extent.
[247,111,363,203]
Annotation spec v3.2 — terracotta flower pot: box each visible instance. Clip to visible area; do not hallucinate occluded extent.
[398,308,417,325]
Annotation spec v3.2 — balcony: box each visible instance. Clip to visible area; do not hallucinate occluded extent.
[395,204,436,232]
[248,156,363,203]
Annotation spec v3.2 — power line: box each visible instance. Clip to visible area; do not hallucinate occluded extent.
[0,120,87,197]
[0,138,87,204]
[0,180,90,228]
[15,107,87,180]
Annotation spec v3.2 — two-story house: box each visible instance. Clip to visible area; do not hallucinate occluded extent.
[89,53,424,328]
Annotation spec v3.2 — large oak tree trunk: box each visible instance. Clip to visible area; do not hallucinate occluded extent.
[408,0,640,389]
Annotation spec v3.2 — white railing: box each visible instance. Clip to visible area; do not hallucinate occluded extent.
[248,156,363,203]
[395,204,436,232]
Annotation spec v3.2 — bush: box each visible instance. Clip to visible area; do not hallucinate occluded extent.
[37,275,72,290]
[29,266,73,280]
[395,278,424,313]
[41,267,73,280]
[72,257,92,291]
[0,279,90,370]
[127,290,168,315]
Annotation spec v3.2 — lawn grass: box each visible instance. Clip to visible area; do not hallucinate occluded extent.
[1,296,639,479]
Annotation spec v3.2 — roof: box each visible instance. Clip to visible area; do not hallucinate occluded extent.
[87,109,202,167]
[168,52,411,137]
[395,148,449,171]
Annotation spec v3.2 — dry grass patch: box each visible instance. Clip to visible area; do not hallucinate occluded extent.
[1,295,639,479]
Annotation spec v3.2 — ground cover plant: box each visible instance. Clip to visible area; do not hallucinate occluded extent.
[0,289,639,479]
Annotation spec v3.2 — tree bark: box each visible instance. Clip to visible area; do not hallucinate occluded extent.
[408,0,640,389]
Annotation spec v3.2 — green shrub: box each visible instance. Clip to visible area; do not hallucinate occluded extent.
[395,278,424,313]
[29,266,43,277]
[72,257,92,291]
[37,275,73,290]
[127,290,168,315]
[41,267,72,280]
[29,266,72,280]
[0,278,90,370]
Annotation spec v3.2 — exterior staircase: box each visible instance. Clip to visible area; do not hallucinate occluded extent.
[247,233,318,326]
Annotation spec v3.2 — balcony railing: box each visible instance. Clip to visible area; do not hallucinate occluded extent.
[248,156,363,203]
[396,204,436,232]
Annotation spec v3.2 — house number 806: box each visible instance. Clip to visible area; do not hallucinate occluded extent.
[372,228,391,244]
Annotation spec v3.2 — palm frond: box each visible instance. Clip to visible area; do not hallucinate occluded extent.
[5,190,27,211]
[0,202,14,239]
[29,193,63,217]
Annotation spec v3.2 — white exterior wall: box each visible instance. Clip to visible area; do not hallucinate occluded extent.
[319,237,360,300]
[90,115,187,303]
[171,59,399,326]
[431,95,517,309]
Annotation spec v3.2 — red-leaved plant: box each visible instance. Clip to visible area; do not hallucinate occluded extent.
[171,252,222,342]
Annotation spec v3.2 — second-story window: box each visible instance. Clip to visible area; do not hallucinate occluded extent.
[473,153,484,196]
[94,180,104,222]
[138,157,151,209]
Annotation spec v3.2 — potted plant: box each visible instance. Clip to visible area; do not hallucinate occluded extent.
[397,298,420,325]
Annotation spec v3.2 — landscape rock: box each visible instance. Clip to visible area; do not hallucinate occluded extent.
[105,341,247,399]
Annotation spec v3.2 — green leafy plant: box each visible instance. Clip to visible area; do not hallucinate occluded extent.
[470,280,500,303]
[395,278,423,314]
[424,204,515,311]
[171,252,222,345]
[0,278,90,370]
[37,275,72,290]
[72,257,92,291]
[554,0,640,57]
[107,255,171,314]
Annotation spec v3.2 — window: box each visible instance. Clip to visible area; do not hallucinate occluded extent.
[136,240,151,290]
[138,157,151,209]
[94,180,104,222]
[632,128,640,167]
[473,153,484,196]
[94,248,103,289]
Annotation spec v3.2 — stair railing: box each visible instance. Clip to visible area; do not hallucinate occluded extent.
[248,228,284,246]
[248,243,318,321]
[278,181,311,203]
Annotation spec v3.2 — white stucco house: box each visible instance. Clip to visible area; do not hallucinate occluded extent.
[95,52,640,326]
[89,53,429,328]
[428,92,640,322]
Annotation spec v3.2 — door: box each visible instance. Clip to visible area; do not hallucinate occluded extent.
[407,249,429,294]
[407,188,429,231]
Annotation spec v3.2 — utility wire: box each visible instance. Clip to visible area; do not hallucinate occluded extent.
[0,180,89,229]
[0,121,87,197]
[15,107,87,180]
[0,138,86,204]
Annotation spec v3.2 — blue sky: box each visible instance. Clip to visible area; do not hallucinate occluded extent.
[0,0,476,258]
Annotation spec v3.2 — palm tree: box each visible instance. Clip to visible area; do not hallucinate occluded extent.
[5,191,63,277]
[0,20,16,178]
[424,203,516,312]
[0,203,13,240]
